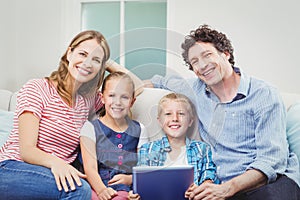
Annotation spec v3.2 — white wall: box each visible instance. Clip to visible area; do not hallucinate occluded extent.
[1,0,300,94]
[0,0,63,92]
[167,0,300,93]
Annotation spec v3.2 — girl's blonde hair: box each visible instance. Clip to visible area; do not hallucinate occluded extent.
[47,30,110,105]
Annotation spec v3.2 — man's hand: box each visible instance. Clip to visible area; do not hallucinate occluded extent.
[186,182,230,200]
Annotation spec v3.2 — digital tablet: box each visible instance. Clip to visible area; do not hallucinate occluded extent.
[132,165,194,200]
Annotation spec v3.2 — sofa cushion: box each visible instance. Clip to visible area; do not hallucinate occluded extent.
[286,103,300,163]
[0,109,14,147]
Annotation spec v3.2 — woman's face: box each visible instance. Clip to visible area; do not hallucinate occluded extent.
[67,39,104,86]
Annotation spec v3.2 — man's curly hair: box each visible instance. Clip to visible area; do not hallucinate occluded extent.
[181,24,235,70]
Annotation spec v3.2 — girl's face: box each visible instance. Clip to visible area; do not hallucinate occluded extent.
[67,39,104,87]
[101,77,135,120]
[158,100,193,140]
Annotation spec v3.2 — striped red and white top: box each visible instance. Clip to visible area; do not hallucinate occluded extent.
[0,78,102,164]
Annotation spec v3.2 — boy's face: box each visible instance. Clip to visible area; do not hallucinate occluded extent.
[158,100,193,140]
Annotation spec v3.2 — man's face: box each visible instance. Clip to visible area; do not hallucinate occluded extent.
[188,42,230,87]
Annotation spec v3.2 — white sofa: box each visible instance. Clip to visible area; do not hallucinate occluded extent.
[1,88,300,164]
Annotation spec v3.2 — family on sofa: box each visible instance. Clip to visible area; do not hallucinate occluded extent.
[0,25,299,200]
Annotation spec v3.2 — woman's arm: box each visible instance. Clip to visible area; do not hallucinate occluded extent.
[18,111,86,192]
[188,169,266,200]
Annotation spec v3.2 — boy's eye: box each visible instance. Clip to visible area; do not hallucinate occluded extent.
[204,52,212,58]
[164,112,171,116]
[108,94,115,97]
[178,112,185,116]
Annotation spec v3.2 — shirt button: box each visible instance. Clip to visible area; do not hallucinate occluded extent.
[118,160,123,165]
[118,144,123,149]
[116,134,121,139]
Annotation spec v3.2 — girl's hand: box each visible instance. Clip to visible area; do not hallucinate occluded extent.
[97,187,117,200]
[50,158,87,192]
[108,174,132,186]
[128,190,140,200]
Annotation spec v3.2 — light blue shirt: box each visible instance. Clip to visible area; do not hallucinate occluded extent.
[151,68,300,186]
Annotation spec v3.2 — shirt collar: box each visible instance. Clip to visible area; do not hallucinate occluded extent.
[161,135,191,152]
[235,67,250,99]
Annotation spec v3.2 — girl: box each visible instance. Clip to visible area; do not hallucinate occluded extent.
[80,71,148,200]
[0,30,110,199]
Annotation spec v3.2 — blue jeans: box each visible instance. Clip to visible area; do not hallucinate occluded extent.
[0,160,91,200]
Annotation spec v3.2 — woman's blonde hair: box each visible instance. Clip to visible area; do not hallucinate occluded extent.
[47,30,110,105]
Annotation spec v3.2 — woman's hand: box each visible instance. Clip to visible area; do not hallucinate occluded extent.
[50,157,87,192]
[97,187,117,200]
[128,190,140,200]
[108,174,132,186]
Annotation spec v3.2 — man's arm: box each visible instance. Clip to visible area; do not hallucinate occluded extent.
[189,169,267,199]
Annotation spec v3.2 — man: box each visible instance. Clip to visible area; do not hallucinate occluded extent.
[145,25,300,199]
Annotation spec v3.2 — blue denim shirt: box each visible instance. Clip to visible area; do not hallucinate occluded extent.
[138,136,219,185]
[151,68,300,186]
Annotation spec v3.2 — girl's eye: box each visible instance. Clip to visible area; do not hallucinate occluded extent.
[108,94,115,97]
[164,112,171,116]
[179,112,185,116]
[122,96,130,100]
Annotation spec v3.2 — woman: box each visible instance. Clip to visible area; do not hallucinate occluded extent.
[0,30,110,199]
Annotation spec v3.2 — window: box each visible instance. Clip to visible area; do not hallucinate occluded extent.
[81,0,167,79]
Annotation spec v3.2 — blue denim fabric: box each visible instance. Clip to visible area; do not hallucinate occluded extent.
[0,160,91,200]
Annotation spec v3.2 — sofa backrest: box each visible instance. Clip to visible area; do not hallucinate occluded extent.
[0,89,14,111]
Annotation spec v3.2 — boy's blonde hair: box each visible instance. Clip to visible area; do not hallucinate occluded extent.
[157,93,195,117]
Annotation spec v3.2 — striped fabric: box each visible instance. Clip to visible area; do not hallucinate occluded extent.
[0,78,102,164]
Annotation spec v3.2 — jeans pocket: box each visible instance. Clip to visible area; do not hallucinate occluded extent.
[0,160,8,168]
